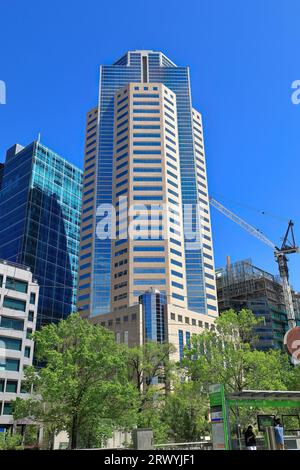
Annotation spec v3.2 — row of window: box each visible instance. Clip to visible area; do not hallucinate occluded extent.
[1,293,36,312]
[100,312,137,328]
[0,313,32,331]
[0,276,28,294]
[170,312,215,330]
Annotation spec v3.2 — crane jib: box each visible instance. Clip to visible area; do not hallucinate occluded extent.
[209,197,299,330]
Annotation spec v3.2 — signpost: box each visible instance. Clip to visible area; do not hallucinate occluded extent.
[209,384,229,450]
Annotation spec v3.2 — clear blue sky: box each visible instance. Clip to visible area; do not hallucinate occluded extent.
[1,0,300,289]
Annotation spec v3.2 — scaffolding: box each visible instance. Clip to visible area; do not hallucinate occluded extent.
[216,259,300,349]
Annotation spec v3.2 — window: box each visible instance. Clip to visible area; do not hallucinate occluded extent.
[133,195,163,201]
[30,293,36,305]
[5,277,28,293]
[6,380,17,393]
[133,159,161,164]
[2,402,13,415]
[133,185,162,191]
[171,313,175,320]
[20,382,28,394]
[133,246,164,252]
[0,359,20,372]
[0,316,24,331]
[133,101,159,106]
[178,315,183,323]
[133,257,165,263]
[26,328,33,339]
[178,330,184,361]
[0,380,4,392]
[133,94,159,98]
[3,297,26,312]
[172,281,183,289]
[133,133,160,138]
[133,109,159,114]
[133,117,160,122]
[170,237,181,247]
[24,346,31,358]
[185,317,190,324]
[133,125,160,130]
[133,141,160,146]
[133,150,161,155]
[124,331,129,346]
[134,279,166,286]
[171,259,182,268]
[0,337,22,351]
[186,332,191,350]
[207,293,216,300]
[172,293,184,301]
[134,268,165,274]
[133,176,162,182]
[207,304,217,311]
[192,319,196,326]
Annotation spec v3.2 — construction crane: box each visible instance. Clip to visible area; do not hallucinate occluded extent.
[209,197,299,330]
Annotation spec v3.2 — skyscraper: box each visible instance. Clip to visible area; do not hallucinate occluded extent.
[78,51,218,356]
[0,141,83,327]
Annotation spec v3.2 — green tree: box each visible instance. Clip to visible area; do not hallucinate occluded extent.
[123,341,176,444]
[163,381,210,442]
[13,314,138,449]
[124,341,176,393]
[0,432,23,450]
[182,309,292,393]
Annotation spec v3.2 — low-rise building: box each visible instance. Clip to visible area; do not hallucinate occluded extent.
[90,288,216,362]
[0,259,39,430]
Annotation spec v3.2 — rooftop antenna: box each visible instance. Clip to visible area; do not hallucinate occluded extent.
[37,132,41,143]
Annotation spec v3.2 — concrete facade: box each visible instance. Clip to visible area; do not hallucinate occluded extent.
[90,300,216,362]
[0,260,39,428]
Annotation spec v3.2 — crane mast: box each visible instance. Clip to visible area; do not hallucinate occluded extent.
[209,198,298,329]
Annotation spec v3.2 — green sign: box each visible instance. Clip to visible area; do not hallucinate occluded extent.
[209,384,229,450]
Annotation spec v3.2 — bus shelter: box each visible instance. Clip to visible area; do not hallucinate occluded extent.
[209,385,300,450]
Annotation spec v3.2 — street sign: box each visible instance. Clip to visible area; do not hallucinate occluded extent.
[209,384,229,450]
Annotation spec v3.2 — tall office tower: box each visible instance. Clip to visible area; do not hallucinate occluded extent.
[78,51,218,356]
[0,141,83,327]
[0,259,39,430]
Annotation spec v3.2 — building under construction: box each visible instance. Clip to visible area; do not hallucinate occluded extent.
[216,259,300,350]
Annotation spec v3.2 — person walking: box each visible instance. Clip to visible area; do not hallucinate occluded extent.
[244,425,257,450]
[274,418,285,450]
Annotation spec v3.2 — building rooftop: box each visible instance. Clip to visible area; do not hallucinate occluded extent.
[113,50,177,67]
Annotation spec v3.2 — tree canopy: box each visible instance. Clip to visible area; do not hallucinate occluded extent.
[13,314,138,449]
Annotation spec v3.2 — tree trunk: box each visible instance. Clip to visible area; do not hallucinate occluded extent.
[71,414,78,449]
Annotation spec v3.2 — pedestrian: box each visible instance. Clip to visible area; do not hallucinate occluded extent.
[274,418,284,450]
[244,425,257,450]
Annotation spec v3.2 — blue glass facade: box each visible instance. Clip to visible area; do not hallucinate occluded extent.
[0,141,82,327]
[139,289,166,342]
[93,51,207,316]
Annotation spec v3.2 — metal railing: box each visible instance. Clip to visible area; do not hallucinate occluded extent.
[154,441,213,450]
